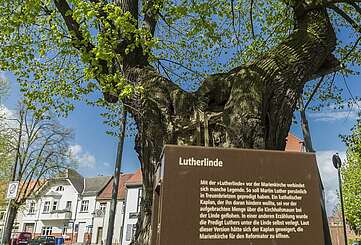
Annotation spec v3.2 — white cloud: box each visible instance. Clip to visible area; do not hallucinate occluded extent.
[0,105,14,118]
[316,150,346,216]
[0,105,16,128]
[103,162,111,167]
[309,102,360,122]
[69,144,97,169]
[0,72,9,101]
[310,111,358,122]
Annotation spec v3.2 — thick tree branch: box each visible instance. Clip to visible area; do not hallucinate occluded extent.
[143,0,160,36]
[53,0,94,51]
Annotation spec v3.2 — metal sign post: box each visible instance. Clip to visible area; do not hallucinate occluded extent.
[1,181,20,244]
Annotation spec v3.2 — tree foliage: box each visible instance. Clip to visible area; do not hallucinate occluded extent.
[0,0,360,115]
[342,119,361,232]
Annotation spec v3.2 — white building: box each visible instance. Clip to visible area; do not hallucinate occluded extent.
[92,169,143,245]
[121,170,142,245]
[16,169,112,244]
[3,168,143,245]
[0,207,9,241]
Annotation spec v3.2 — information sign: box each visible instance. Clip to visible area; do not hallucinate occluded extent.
[151,145,324,245]
[6,181,19,200]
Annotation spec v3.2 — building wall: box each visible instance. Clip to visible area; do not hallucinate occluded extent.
[92,200,125,244]
[0,206,7,239]
[75,196,96,243]
[330,225,346,245]
[122,187,142,245]
[2,172,143,245]
[12,181,87,244]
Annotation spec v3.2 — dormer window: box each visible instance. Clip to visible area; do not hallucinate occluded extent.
[56,186,64,191]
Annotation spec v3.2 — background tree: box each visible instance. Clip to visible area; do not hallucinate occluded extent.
[0,128,13,207]
[0,76,11,207]
[0,104,74,244]
[1,0,361,244]
[342,120,361,233]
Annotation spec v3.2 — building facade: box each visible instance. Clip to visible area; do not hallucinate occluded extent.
[121,170,142,245]
[1,168,143,245]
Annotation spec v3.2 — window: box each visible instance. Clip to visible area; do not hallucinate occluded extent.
[52,201,58,211]
[126,224,137,241]
[56,186,64,191]
[99,203,106,212]
[41,226,52,236]
[43,201,50,213]
[23,223,35,233]
[136,189,143,213]
[129,189,142,218]
[80,200,89,212]
[0,211,4,221]
[29,202,35,214]
[125,225,132,241]
[65,201,72,211]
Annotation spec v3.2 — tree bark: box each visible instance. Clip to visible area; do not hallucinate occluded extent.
[3,203,19,244]
[126,3,338,245]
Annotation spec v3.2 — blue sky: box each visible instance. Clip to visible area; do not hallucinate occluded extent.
[1,65,360,215]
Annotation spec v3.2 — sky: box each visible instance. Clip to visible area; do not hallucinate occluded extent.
[1,64,360,216]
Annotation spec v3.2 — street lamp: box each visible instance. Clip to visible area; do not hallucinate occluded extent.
[332,153,348,245]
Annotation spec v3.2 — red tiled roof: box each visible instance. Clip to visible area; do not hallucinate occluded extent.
[97,173,133,200]
[126,168,142,185]
[285,133,304,152]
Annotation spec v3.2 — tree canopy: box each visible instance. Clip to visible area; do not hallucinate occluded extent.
[0,0,360,115]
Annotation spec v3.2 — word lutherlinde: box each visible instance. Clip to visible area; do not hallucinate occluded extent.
[179,157,224,167]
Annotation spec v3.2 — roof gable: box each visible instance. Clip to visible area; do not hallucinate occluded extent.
[126,169,142,186]
[97,173,134,200]
[83,176,112,196]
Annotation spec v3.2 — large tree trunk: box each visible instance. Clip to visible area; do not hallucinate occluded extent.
[126,3,338,245]
[3,203,19,245]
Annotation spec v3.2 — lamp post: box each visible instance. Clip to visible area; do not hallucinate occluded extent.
[332,153,348,245]
[106,107,127,245]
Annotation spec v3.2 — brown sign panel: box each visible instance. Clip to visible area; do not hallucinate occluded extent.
[151,145,324,245]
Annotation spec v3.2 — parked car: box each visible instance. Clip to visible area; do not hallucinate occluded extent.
[9,232,32,245]
[30,236,55,245]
